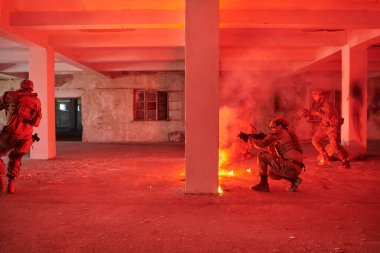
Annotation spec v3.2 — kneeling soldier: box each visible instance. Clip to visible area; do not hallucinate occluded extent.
[239,117,304,192]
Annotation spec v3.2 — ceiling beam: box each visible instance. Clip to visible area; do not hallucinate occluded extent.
[50,28,346,48]
[9,9,380,30]
[6,0,185,11]
[349,29,380,48]
[49,29,184,47]
[91,61,185,71]
[55,52,108,77]
[311,61,380,72]
[10,10,184,29]
[220,59,306,72]
[221,47,320,61]
[0,61,87,73]
[287,47,342,75]
[0,37,23,48]
[0,24,48,48]
[220,9,380,29]
[0,0,48,48]
[57,47,184,63]
[288,30,380,75]
[6,0,380,12]
[219,0,380,11]
[0,47,28,63]
[220,29,347,47]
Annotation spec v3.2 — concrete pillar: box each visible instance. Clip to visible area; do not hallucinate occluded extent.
[185,0,219,193]
[341,42,368,159]
[28,46,56,159]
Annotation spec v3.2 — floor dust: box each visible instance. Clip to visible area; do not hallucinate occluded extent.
[1,142,379,253]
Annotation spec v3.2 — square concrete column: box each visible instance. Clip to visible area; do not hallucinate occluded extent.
[28,46,56,159]
[341,44,368,159]
[185,0,219,193]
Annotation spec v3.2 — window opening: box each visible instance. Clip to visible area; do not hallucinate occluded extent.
[134,90,168,121]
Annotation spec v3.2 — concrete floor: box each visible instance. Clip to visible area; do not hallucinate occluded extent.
[0,141,380,253]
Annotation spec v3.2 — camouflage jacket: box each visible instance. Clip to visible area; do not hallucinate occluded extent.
[249,128,303,163]
[311,100,342,128]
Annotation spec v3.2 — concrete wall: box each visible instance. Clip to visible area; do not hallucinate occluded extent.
[0,72,185,143]
[0,78,21,125]
[56,72,185,143]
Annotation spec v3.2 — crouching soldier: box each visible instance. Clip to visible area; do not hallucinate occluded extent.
[239,117,304,192]
[0,79,42,194]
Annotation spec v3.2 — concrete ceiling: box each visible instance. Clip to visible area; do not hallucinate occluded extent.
[1,0,380,78]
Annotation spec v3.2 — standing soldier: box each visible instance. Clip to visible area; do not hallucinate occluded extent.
[305,89,350,169]
[238,117,304,192]
[0,79,42,194]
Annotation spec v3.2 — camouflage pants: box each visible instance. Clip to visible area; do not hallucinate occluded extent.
[257,151,302,179]
[312,126,349,161]
[0,132,33,179]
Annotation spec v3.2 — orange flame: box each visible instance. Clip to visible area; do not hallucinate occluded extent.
[218,186,223,195]
[218,148,234,177]
[219,148,229,169]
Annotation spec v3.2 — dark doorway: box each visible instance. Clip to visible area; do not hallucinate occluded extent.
[55,98,82,141]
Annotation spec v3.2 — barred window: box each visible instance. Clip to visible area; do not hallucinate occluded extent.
[134,90,168,121]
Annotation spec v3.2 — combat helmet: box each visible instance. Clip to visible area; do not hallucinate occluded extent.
[269,116,289,130]
[311,89,323,96]
[20,79,34,91]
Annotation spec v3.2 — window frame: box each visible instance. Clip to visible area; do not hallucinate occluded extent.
[133,89,168,121]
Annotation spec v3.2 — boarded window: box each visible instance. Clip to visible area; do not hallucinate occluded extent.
[134,90,168,121]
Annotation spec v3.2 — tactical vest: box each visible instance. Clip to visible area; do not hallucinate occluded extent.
[275,130,303,157]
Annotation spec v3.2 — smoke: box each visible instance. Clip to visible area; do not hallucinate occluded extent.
[219,48,307,163]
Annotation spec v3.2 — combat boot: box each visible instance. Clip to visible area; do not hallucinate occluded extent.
[340,159,351,169]
[287,177,302,192]
[250,175,269,192]
[7,178,15,194]
[0,176,5,192]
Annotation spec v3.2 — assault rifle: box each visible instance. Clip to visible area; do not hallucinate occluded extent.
[237,132,266,143]
[299,108,313,120]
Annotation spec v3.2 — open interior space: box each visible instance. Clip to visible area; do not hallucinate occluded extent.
[1,1,380,252]
[1,141,380,253]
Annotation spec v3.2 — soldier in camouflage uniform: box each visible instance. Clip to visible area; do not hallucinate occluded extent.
[308,89,350,169]
[245,117,304,192]
[0,79,42,194]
